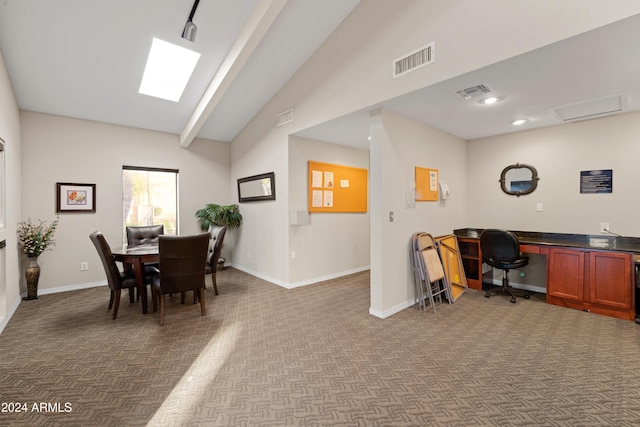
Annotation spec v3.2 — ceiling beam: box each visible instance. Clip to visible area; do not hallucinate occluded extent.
[180,0,288,147]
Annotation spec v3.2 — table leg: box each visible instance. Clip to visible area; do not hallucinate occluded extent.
[131,258,148,314]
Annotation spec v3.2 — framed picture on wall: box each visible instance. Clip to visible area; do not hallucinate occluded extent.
[56,182,96,213]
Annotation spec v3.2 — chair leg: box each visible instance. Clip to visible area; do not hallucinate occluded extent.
[212,273,219,295]
[159,295,165,326]
[129,288,135,303]
[199,288,206,316]
[485,270,530,303]
[152,289,158,313]
[108,290,115,310]
[180,292,185,304]
[112,290,121,320]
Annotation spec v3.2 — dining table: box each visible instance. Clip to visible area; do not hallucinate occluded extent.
[111,243,159,314]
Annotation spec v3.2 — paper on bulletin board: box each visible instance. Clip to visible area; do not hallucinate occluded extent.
[415,167,438,201]
[323,190,334,207]
[312,190,323,207]
[311,170,322,188]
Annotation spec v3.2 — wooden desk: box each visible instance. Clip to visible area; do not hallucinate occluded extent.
[112,244,158,314]
[455,228,638,321]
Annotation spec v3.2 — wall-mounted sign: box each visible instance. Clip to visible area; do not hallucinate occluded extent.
[580,169,612,194]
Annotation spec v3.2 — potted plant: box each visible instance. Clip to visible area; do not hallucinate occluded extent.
[195,204,243,231]
[17,216,59,300]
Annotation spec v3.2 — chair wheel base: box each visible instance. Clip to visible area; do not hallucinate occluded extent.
[510,297,517,303]
[524,294,530,299]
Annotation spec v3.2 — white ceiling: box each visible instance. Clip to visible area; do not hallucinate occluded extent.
[297,12,640,149]
[0,0,360,143]
[1,2,639,149]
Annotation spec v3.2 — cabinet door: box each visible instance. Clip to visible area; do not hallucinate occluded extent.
[589,251,632,309]
[548,248,585,301]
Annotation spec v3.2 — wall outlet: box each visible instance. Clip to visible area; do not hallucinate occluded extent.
[247,251,252,259]
[80,261,88,271]
[600,222,610,233]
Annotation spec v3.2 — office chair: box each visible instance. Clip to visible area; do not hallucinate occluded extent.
[480,229,530,303]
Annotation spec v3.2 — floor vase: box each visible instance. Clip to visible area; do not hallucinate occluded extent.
[25,256,40,300]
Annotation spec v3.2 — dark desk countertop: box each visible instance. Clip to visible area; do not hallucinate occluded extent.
[454,228,640,254]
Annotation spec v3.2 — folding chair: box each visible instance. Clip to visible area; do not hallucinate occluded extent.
[411,232,452,312]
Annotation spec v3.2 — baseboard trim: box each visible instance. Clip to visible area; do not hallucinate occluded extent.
[228,264,371,290]
[21,280,106,299]
[369,299,415,319]
[0,281,106,336]
[286,266,370,289]
[0,295,22,335]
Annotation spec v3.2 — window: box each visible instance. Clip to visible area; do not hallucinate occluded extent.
[122,166,178,243]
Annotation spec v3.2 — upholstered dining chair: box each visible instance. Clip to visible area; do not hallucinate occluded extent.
[205,225,226,295]
[125,224,164,273]
[125,224,164,247]
[480,229,531,303]
[90,231,155,319]
[151,233,209,326]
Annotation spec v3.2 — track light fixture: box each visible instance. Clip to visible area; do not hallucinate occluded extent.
[181,0,200,42]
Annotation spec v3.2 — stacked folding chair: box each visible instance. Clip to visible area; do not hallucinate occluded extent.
[411,232,452,312]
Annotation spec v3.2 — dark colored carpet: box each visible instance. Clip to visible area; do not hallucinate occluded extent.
[1,267,640,426]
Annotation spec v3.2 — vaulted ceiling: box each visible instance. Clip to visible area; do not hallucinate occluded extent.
[1,2,639,150]
[0,0,360,145]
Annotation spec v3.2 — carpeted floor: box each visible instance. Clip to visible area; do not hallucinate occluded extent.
[1,267,640,426]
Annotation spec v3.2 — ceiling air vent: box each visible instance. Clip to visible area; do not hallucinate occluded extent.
[393,42,434,78]
[276,109,293,127]
[455,84,492,100]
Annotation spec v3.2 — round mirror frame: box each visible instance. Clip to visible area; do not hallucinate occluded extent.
[500,163,539,197]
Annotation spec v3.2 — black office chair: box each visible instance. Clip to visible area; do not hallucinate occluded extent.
[480,229,530,303]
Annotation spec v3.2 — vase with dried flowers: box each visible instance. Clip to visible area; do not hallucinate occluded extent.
[17,216,59,300]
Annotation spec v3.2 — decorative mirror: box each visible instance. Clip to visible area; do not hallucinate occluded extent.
[238,172,276,202]
[500,163,539,196]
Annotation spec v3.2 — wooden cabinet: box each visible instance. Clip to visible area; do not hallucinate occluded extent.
[458,238,482,290]
[548,248,585,301]
[589,251,632,309]
[547,247,634,320]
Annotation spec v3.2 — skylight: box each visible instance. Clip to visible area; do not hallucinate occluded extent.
[139,38,201,102]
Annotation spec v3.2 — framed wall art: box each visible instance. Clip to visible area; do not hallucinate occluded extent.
[56,182,96,213]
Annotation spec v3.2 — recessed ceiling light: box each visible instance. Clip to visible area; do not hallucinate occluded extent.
[139,38,201,102]
[479,96,501,105]
[511,119,529,126]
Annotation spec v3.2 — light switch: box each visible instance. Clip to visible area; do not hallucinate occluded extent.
[536,203,543,212]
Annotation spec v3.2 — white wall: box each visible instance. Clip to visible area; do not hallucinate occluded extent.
[20,111,230,294]
[468,110,640,237]
[288,136,369,285]
[0,50,22,328]
[230,0,640,314]
[369,109,467,317]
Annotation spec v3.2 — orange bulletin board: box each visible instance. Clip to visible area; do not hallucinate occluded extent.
[308,161,368,213]
[415,167,438,201]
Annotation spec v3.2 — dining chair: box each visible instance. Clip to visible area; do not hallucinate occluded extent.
[90,231,156,319]
[205,225,226,295]
[125,224,164,247]
[125,224,164,273]
[151,233,210,325]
